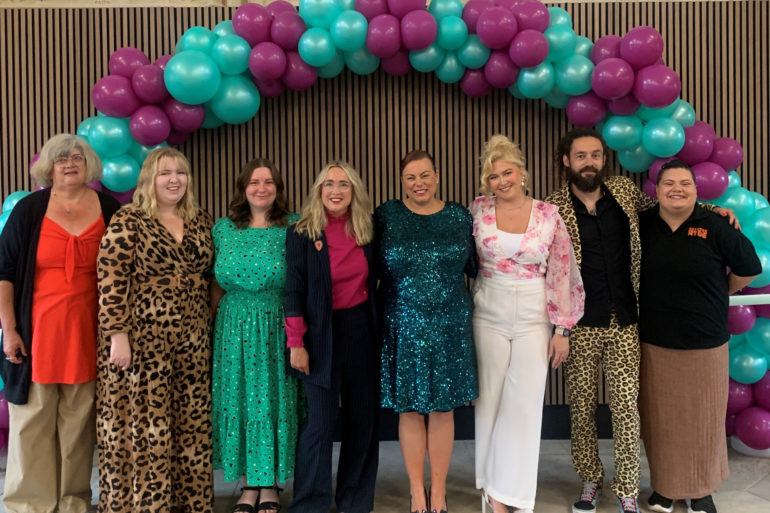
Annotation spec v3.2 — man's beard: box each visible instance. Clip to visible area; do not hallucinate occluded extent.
[568,165,604,192]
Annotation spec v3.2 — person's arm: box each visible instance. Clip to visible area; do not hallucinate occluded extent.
[284,227,310,375]
[210,279,225,315]
[0,201,30,364]
[728,273,757,294]
[0,281,26,363]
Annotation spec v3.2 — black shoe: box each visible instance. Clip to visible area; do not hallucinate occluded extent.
[647,491,674,513]
[688,495,717,513]
[258,485,283,513]
[232,486,261,513]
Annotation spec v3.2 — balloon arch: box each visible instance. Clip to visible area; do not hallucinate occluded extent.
[1,0,770,452]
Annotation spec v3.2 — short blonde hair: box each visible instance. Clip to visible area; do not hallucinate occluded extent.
[30,134,102,187]
[294,160,373,245]
[478,134,528,196]
[130,147,198,222]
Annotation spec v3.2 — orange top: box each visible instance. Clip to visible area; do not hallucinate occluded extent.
[31,215,105,384]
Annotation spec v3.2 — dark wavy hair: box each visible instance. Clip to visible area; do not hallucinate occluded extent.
[228,158,290,228]
[555,127,611,182]
[399,149,436,174]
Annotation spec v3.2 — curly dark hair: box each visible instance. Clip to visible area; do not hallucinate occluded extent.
[555,127,611,182]
[228,158,290,228]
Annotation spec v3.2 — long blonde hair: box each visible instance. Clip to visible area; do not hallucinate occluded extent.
[294,161,373,245]
[478,134,529,196]
[130,147,198,221]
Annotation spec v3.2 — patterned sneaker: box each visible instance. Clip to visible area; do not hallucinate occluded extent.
[688,495,717,513]
[647,491,674,513]
[572,482,601,513]
[617,497,640,513]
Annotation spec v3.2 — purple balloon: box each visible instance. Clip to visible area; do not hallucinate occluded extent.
[729,378,756,414]
[87,180,104,192]
[109,47,151,78]
[271,12,306,51]
[131,64,168,104]
[253,77,286,98]
[367,14,402,58]
[401,10,438,50]
[106,186,136,205]
[387,0,426,19]
[648,157,675,183]
[508,29,548,68]
[356,0,389,22]
[620,26,664,70]
[744,287,770,319]
[91,75,142,118]
[753,372,770,411]
[30,152,40,168]
[494,0,517,10]
[266,0,297,18]
[233,3,272,47]
[692,161,729,200]
[460,69,492,97]
[633,64,681,108]
[735,406,770,450]
[463,0,495,34]
[477,7,518,49]
[643,177,657,199]
[166,129,190,146]
[161,97,205,132]
[0,427,7,451]
[710,137,744,171]
[381,48,412,75]
[512,0,550,33]
[484,50,519,88]
[154,54,172,70]
[729,305,758,335]
[282,51,318,91]
[591,57,635,100]
[726,413,738,437]
[590,34,622,65]
[129,105,171,146]
[607,93,640,116]
[0,394,8,430]
[567,92,607,127]
[676,121,716,165]
[249,42,288,81]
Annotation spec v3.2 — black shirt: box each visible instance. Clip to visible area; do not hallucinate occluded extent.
[572,185,638,328]
[639,204,762,350]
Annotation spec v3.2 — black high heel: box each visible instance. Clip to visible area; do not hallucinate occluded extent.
[410,486,429,513]
[232,486,261,513]
[257,485,283,512]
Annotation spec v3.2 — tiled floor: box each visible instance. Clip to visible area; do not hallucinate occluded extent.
[1,439,769,512]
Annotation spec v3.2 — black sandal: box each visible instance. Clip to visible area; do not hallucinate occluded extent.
[231,486,261,513]
[258,485,283,513]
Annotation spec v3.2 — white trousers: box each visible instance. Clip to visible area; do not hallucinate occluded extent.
[473,277,551,510]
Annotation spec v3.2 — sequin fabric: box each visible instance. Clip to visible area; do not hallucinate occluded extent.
[375,200,479,414]
[211,214,303,485]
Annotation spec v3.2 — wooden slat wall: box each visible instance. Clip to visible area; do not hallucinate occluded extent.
[1,2,768,404]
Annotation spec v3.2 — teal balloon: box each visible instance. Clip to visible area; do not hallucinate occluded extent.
[752,191,770,210]
[618,144,656,173]
[746,318,770,355]
[637,100,679,121]
[164,50,222,105]
[202,102,224,129]
[209,75,261,125]
[641,117,685,157]
[545,25,577,62]
[177,26,217,54]
[544,84,570,109]
[213,20,235,38]
[330,10,368,52]
[713,187,757,222]
[742,206,770,250]
[574,36,593,59]
[517,61,555,99]
[429,0,464,20]
[317,50,346,78]
[344,47,380,75]
[299,27,337,67]
[727,170,742,188]
[88,117,133,158]
[128,141,168,166]
[602,115,643,151]
[508,81,526,100]
[750,249,770,288]
[548,7,573,27]
[729,334,747,351]
[670,98,696,127]
[457,34,491,70]
[729,344,768,384]
[2,191,30,213]
[437,15,468,51]
[211,34,251,75]
[77,117,97,139]
[101,154,141,193]
[339,0,355,9]
[410,43,446,73]
[435,52,465,83]
[0,211,11,235]
[554,54,594,96]
[299,0,344,29]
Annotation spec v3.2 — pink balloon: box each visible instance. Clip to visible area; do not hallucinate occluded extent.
[508,29,548,68]
[463,0,495,34]
[729,378,756,414]
[632,64,681,108]
[728,305,758,335]
[282,51,318,91]
[735,406,770,450]
[693,161,729,201]
[271,12,306,51]
[266,0,297,18]
[0,427,7,452]
[483,50,519,88]
[0,393,8,430]
[387,0,426,19]
[676,121,716,165]
[161,97,205,132]
[566,92,607,127]
[381,48,412,76]
[607,93,640,116]
[249,42,288,81]
[91,75,142,118]
[710,137,744,171]
[356,0,389,22]
[643,177,657,199]
[460,69,492,97]
[253,77,286,98]
[494,0,518,10]
[620,26,664,70]
[166,129,190,146]
[154,54,172,70]
[88,180,104,192]
[591,57,635,100]
[753,372,770,411]
[131,64,168,104]
[233,3,273,47]
[367,14,402,58]
[401,10,438,50]
[590,35,622,65]
[511,0,549,33]
[477,7,518,49]
[726,413,737,437]
[648,157,675,183]
[109,47,151,78]
[129,105,171,146]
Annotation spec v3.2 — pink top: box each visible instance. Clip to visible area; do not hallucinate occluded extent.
[470,195,585,328]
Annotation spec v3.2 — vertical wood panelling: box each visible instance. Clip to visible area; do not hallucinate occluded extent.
[1,2,768,404]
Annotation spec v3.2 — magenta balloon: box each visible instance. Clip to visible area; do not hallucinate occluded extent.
[508,29,548,68]
[367,14,402,58]
[30,152,40,168]
[91,75,142,118]
[154,54,172,70]
[266,0,297,17]
[710,137,744,171]
[648,157,675,183]
[735,406,770,450]
[643,177,657,199]
[387,0,427,19]
[726,413,737,437]
[271,12,306,51]
[483,50,519,88]
[107,186,136,205]
[728,378,756,415]
[109,47,151,78]
[477,7,518,49]
[620,26,664,70]
[462,0,494,34]
[676,121,716,165]
[233,3,272,47]
[356,0,389,22]
[282,51,318,91]
[692,161,729,200]
[590,35,622,65]
[131,64,168,104]
[401,10,438,50]
[0,395,8,430]
[743,287,770,319]
[249,42,288,81]
[166,129,190,146]
[753,372,770,411]
[494,0,517,10]
[88,180,104,192]
[728,305,758,335]
[567,92,607,127]
[460,69,492,97]
[590,57,635,100]
[161,97,205,132]
[512,0,550,33]
[253,77,286,98]
[633,64,681,108]
[129,105,171,146]
[607,93,640,116]
[381,48,412,75]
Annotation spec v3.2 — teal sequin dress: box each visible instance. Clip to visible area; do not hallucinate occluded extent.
[212,214,302,485]
[376,200,478,414]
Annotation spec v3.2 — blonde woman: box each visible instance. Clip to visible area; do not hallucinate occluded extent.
[97,148,215,513]
[284,161,379,513]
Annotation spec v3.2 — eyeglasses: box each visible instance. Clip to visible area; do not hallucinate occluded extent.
[54,154,86,165]
[322,180,351,191]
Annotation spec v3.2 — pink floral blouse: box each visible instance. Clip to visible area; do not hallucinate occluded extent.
[470,195,585,328]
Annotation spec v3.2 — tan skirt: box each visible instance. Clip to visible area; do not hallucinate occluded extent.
[639,342,730,499]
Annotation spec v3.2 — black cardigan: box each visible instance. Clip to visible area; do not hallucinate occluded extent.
[0,188,120,404]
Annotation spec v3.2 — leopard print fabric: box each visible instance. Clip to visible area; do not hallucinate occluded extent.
[96,206,215,513]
